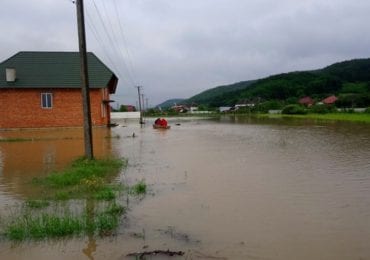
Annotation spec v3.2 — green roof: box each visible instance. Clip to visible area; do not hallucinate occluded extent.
[0,52,118,93]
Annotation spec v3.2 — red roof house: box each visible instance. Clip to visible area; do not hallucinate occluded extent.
[0,52,118,129]
[322,95,338,105]
[299,96,314,106]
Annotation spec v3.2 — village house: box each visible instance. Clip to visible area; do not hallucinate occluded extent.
[322,95,338,105]
[171,105,189,113]
[0,51,118,129]
[298,96,314,107]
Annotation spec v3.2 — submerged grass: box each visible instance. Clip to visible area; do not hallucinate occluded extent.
[32,157,127,201]
[0,157,132,241]
[5,213,85,240]
[94,186,116,201]
[38,157,125,189]
[4,202,126,240]
[130,180,147,195]
[1,157,150,241]
[25,199,50,209]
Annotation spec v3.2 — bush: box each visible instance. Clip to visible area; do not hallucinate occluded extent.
[309,104,331,114]
[281,104,307,115]
[365,107,370,114]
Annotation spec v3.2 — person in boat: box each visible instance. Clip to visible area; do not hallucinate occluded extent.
[154,118,168,127]
[160,118,168,127]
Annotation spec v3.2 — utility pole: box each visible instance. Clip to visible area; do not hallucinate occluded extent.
[141,93,145,122]
[136,86,144,124]
[76,0,94,159]
[141,94,145,111]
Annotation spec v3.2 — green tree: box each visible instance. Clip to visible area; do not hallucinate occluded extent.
[119,105,128,112]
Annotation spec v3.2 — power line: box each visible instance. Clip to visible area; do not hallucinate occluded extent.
[101,0,138,86]
[68,0,141,96]
[85,10,127,83]
[112,0,139,84]
[90,0,137,86]
[68,0,123,82]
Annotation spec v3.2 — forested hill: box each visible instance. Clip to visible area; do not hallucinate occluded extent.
[184,58,370,107]
[186,80,256,107]
[156,98,185,108]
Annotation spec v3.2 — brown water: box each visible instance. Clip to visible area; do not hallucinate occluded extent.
[1,116,370,260]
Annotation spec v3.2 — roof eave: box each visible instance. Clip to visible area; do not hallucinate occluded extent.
[107,74,118,94]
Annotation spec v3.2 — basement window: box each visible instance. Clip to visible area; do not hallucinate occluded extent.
[41,93,53,109]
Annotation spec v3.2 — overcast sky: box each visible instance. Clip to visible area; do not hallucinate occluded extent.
[1,0,370,107]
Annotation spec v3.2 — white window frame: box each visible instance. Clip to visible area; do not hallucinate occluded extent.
[41,93,53,109]
[101,103,106,118]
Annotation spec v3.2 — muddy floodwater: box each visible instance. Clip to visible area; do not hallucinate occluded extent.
[1,116,370,259]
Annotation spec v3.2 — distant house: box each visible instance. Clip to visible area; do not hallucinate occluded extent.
[219,106,232,112]
[299,96,314,107]
[189,106,198,113]
[171,105,188,113]
[322,95,338,105]
[0,51,118,129]
[124,105,136,112]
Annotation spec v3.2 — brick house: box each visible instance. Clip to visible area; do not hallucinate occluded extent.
[0,51,118,129]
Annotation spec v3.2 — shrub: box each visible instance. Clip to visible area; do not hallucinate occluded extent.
[309,104,330,114]
[281,104,307,115]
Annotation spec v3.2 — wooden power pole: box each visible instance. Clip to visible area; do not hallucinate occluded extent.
[136,86,144,124]
[76,0,94,159]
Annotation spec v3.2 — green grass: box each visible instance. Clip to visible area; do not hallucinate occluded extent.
[25,199,50,209]
[130,180,147,195]
[32,157,126,201]
[0,157,147,241]
[4,203,126,241]
[38,157,125,189]
[259,112,370,123]
[104,203,126,216]
[1,157,128,241]
[4,213,85,240]
[94,186,116,201]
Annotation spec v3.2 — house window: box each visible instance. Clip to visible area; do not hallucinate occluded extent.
[41,93,53,109]
[101,103,106,118]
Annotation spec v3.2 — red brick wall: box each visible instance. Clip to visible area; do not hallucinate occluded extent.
[0,88,110,129]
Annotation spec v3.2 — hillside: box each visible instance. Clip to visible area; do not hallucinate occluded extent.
[156,98,184,109]
[184,58,370,107]
[186,80,256,107]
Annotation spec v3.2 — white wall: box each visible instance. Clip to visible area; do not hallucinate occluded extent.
[111,112,140,119]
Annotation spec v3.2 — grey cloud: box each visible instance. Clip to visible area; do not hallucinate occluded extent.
[1,0,370,106]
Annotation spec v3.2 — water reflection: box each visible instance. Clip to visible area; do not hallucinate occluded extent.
[1,117,370,259]
[0,128,113,198]
[83,199,97,260]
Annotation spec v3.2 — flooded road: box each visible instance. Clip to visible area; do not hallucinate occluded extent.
[1,116,370,259]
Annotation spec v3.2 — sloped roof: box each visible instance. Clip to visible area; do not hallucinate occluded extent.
[322,95,338,104]
[299,96,314,105]
[0,51,118,93]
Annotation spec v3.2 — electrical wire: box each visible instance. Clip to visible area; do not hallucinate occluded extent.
[68,0,141,98]
[90,0,137,86]
[112,0,139,85]
[101,0,138,86]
